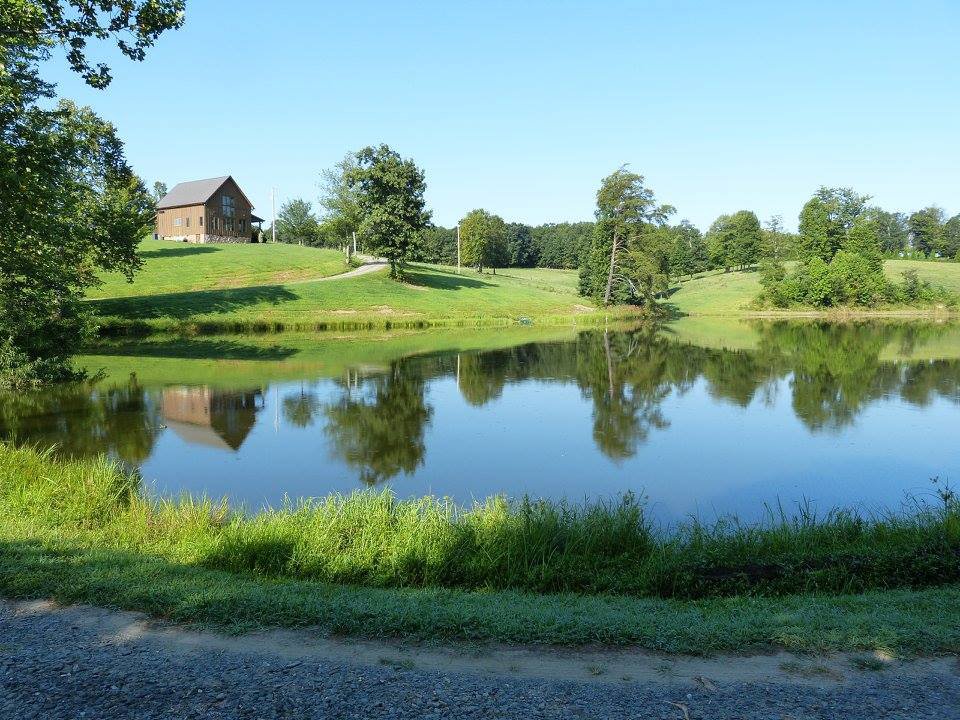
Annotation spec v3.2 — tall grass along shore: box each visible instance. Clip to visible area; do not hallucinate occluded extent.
[2,444,958,605]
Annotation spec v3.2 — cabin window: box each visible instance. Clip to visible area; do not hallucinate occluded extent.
[185,217,190,227]
[174,217,182,227]
[239,219,246,232]
[199,216,203,226]
[222,195,235,218]
[213,216,220,231]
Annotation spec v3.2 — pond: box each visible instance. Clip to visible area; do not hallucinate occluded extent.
[2,320,959,523]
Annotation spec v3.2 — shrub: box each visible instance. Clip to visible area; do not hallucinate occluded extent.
[756,253,956,309]
[0,339,83,390]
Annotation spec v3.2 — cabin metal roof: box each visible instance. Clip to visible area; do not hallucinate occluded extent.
[156,175,254,210]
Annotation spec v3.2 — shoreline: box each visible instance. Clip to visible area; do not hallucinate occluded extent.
[2,443,959,655]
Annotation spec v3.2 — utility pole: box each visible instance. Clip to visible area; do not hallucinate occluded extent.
[456,224,461,275]
[271,187,277,243]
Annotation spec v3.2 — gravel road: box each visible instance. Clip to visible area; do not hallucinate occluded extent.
[1,599,958,719]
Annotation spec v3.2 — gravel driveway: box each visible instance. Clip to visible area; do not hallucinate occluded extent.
[1,599,958,719]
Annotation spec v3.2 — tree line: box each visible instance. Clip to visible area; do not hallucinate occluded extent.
[276,158,958,310]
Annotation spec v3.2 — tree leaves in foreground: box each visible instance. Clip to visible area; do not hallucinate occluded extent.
[1,0,185,88]
[346,145,431,279]
[0,3,180,386]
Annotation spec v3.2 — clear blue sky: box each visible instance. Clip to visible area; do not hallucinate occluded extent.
[44,0,959,231]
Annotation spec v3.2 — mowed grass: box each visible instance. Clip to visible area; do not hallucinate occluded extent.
[669,260,960,316]
[88,239,350,299]
[91,263,631,335]
[1,443,959,653]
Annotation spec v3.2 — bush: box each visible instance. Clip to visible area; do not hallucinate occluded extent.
[757,253,956,309]
[827,251,889,306]
[0,340,83,390]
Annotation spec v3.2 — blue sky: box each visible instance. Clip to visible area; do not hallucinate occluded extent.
[44,1,959,230]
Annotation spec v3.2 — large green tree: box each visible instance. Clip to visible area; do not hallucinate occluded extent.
[318,153,362,248]
[1,2,180,385]
[869,209,909,254]
[459,209,508,274]
[942,214,960,260]
[668,220,707,279]
[346,144,430,279]
[706,211,761,271]
[762,215,792,263]
[797,187,871,261]
[909,206,946,257]
[579,168,673,305]
[275,198,320,245]
[505,222,537,267]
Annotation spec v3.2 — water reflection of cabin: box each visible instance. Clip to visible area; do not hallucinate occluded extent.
[161,387,264,451]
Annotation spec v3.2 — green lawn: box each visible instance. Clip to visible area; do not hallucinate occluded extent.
[88,239,351,299]
[91,263,634,335]
[668,260,960,316]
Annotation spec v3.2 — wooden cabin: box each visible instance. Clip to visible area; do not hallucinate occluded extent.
[155,175,264,243]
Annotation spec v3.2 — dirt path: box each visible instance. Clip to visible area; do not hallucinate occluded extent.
[290,259,388,284]
[2,599,958,719]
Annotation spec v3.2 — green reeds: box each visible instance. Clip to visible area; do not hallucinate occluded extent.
[1,443,957,599]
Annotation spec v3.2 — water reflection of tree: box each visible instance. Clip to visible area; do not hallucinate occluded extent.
[575,329,671,459]
[324,361,433,485]
[0,374,161,465]
[443,320,960,456]
[281,382,322,427]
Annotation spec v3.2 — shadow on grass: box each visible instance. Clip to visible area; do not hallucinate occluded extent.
[404,267,491,290]
[81,338,299,361]
[140,245,221,259]
[1,538,957,652]
[91,285,300,320]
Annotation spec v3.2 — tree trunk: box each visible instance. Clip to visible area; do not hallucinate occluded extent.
[604,329,614,401]
[604,230,620,305]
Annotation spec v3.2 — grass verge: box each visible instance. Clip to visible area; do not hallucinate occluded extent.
[1,444,959,653]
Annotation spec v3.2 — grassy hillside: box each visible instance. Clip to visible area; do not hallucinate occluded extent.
[89,239,350,299]
[90,262,632,335]
[668,260,960,316]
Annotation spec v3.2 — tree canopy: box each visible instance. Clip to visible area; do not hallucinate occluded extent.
[275,198,320,246]
[346,144,430,279]
[579,168,674,305]
[2,1,185,88]
[459,209,508,273]
[0,2,178,386]
[318,153,362,247]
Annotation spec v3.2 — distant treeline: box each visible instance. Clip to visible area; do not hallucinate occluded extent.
[266,153,960,287]
[418,222,594,269]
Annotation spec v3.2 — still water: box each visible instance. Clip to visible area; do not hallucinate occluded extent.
[2,321,959,522]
